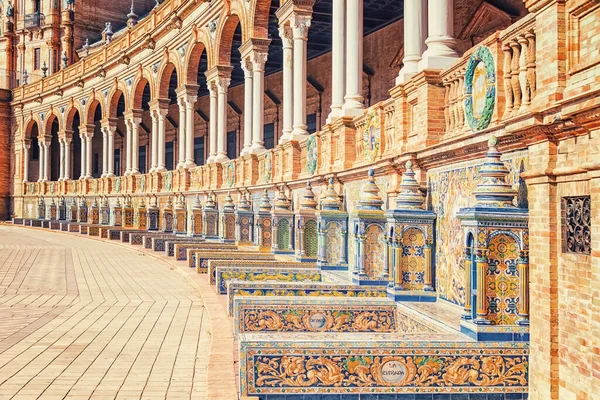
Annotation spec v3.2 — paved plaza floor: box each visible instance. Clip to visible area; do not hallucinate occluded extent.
[0,226,211,400]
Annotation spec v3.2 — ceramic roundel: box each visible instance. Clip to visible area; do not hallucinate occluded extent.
[464,46,496,132]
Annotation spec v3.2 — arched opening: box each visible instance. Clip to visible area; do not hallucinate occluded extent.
[165,66,178,171]
[186,44,209,166]
[86,100,103,179]
[49,117,60,181]
[108,90,126,176]
[26,121,40,182]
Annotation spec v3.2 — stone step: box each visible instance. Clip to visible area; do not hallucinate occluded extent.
[193,251,275,274]
[213,264,320,294]
[232,296,397,335]
[226,281,388,316]
[238,334,529,398]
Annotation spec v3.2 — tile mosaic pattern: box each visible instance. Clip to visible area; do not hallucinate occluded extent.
[215,266,321,294]
[199,252,275,274]
[226,282,388,316]
[209,260,316,285]
[427,152,528,306]
[233,297,398,334]
[239,338,528,396]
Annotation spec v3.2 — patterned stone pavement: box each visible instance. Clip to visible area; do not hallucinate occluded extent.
[0,226,211,400]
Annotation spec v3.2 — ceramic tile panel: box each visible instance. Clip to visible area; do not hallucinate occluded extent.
[215,265,321,294]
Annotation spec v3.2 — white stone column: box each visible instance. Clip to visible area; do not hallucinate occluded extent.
[125,120,132,176]
[85,134,92,179]
[79,132,86,179]
[107,127,115,177]
[207,81,218,164]
[279,25,294,144]
[59,139,65,180]
[418,0,459,70]
[291,15,311,139]
[241,58,253,156]
[64,137,71,180]
[23,142,30,182]
[176,94,186,169]
[45,141,51,181]
[156,109,167,172]
[216,76,231,163]
[150,110,158,172]
[37,140,44,182]
[396,0,427,84]
[342,0,365,117]
[185,93,198,168]
[327,0,345,123]
[251,50,268,153]
[131,116,141,174]
[101,127,108,177]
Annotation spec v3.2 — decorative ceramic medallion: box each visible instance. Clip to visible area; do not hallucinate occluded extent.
[224,161,235,187]
[464,46,496,132]
[165,171,172,191]
[261,152,272,183]
[306,134,317,176]
[139,175,145,192]
[363,110,381,162]
[115,177,121,193]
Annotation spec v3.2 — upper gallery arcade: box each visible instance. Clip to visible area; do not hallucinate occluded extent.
[5,0,528,185]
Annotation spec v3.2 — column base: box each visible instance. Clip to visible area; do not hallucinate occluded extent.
[418,46,459,71]
[291,126,308,138]
[130,170,140,175]
[206,155,216,164]
[105,173,115,178]
[240,146,251,157]
[149,167,156,173]
[155,166,167,173]
[341,98,366,118]
[395,70,417,85]
[183,161,197,169]
[326,107,342,125]
[176,162,185,169]
[279,130,292,145]
[215,153,230,163]
[250,143,266,154]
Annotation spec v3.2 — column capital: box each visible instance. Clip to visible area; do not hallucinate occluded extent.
[149,99,170,116]
[205,65,233,83]
[276,0,315,26]
[239,38,271,60]
[240,57,254,78]
[100,117,119,131]
[278,25,294,48]
[124,109,143,122]
[290,14,312,38]
[79,123,96,138]
[59,129,74,142]
[175,84,199,99]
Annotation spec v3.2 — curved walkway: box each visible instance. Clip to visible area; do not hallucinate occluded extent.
[0,226,212,400]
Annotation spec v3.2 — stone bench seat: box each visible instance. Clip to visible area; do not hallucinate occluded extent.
[164,238,211,257]
[238,335,528,398]
[233,296,398,335]
[209,260,315,285]
[151,236,206,252]
[196,251,276,274]
[105,228,145,242]
[41,220,51,228]
[49,221,61,230]
[226,281,388,316]
[12,218,24,225]
[184,244,240,266]
[174,243,238,262]
[142,233,176,248]
[213,264,320,294]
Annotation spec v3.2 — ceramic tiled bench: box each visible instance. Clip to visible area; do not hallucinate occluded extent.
[12,218,24,225]
[208,260,315,284]
[238,335,529,398]
[184,244,239,266]
[213,264,320,294]
[226,282,388,316]
[88,225,101,236]
[50,221,61,230]
[41,220,51,228]
[31,219,43,227]
[142,233,175,248]
[196,251,276,274]
[60,222,69,231]
[99,227,109,238]
[79,224,88,234]
[151,236,204,252]
[164,238,209,257]
[68,223,80,232]
[233,296,398,335]
[120,229,148,242]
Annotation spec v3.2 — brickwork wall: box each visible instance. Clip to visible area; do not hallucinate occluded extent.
[0,89,11,219]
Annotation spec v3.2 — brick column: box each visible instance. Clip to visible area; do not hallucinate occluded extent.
[523,140,559,400]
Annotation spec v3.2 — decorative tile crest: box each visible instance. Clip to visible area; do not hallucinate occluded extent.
[464,45,496,132]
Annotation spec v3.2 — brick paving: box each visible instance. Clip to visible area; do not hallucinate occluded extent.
[0,226,212,400]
